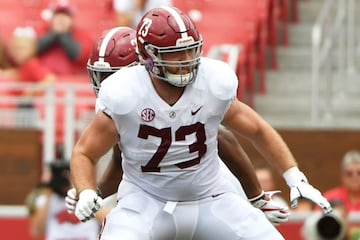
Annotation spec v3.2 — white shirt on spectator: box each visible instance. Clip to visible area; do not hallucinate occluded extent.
[113,0,173,28]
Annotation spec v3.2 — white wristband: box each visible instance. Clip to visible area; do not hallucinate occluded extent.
[282,166,308,187]
[79,189,98,197]
[248,191,265,203]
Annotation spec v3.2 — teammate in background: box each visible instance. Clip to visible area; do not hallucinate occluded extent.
[35,0,93,75]
[70,7,331,239]
[113,0,173,28]
[66,26,289,225]
[25,160,99,240]
[67,27,138,223]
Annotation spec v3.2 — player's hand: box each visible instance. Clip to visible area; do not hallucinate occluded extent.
[289,182,332,214]
[65,188,77,214]
[283,167,332,214]
[251,191,290,226]
[75,189,103,222]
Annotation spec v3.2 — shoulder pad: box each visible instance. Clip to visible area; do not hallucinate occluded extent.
[201,57,238,101]
[98,67,138,115]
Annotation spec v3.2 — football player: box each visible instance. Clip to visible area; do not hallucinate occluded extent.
[70,8,331,238]
[66,26,289,226]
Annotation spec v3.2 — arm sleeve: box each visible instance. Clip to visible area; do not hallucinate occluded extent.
[58,32,80,61]
[37,31,58,54]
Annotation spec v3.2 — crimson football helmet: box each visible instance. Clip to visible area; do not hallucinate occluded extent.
[136,6,203,87]
[87,27,138,95]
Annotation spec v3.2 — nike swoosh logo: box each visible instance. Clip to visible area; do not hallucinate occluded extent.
[191,106,203,115]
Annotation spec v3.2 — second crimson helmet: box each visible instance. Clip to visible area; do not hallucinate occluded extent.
[87,27,138,95]
[136,6,203,87]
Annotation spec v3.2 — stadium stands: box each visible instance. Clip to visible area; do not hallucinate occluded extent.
[0,0,115,42]
[2,2,360,240]
[0,0,114,156]
[0,0,296,160]
[0,0,290,141]
[172,0,290,106]
[0,0,291,107]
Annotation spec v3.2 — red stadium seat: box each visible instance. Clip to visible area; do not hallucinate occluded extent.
[173,0,284,96]
[277,0,290,46]
[195,15,256,106]
[290,0,299,23]
[174,0,265,107]
[264,0,280,72]
[73,0,113,10]
[1,0,115,44]
[73,7,115,41]
[0,10,28,41]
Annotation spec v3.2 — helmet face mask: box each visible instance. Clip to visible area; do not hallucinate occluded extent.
[146,41,202,87]
[87,61,119,95]
[87,27,138,95]
[136,7,203,87]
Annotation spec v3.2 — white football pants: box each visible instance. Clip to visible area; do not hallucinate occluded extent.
[98,181,284,240]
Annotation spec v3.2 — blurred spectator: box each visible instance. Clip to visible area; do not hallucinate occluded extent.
[0,35,11,71]
[323,150,360,213]
[0,35,17,112]
[5,26,55,108]
[113,0,173,28]
[0,35,18,79]
[35,0,93,76]
[25,159,99,239]
[309,150,360,239]
[8,27,55,87]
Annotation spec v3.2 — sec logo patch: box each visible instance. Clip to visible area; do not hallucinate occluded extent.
[141,108,155,122]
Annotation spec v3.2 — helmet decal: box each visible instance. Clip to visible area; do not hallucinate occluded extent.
[161,6,188,39]
[138,18,152,38]
[98,27,125,62]
[87,27,138,95]
[135,7,203,87]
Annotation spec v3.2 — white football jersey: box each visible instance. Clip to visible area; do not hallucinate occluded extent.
[98,57,238,201]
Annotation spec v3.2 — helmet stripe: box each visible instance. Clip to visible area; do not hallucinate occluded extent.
[98,27,126,62]
[161,6,188,38]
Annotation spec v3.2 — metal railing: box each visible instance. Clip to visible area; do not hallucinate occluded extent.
[311,0,354,125]
[0,80,95,169]
[61,83,95,160]
[0,82,56,168]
